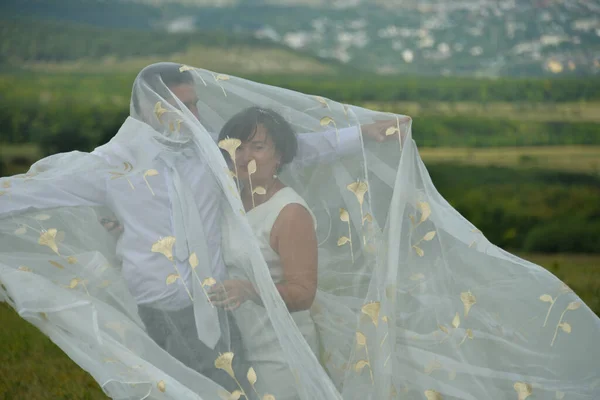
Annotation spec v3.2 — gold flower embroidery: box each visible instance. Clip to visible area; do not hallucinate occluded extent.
[361,302,380,327]
[461,291,476,317]
[215,352,235,378]
[425,389,443,400]
[320,116,339,143]
[338,208,354,262]
[39,229,59,254]
[551,301,581,346]
[151,236,176,261]
[514,382,532,400]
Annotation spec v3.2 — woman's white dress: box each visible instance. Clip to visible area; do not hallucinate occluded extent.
[222,187,319,400]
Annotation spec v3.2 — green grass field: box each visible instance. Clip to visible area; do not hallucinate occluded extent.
[1,252,598,399]
[419,146,600,175]
[4,143,600,177]
[363,101,600,123]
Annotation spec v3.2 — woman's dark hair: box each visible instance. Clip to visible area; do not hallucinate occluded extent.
[218,107,297,170]
[131,62,194,116]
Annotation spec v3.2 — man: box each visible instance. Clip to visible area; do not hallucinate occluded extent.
[0,62,397,394]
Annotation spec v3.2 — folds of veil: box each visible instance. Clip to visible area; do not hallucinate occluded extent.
[0,61,598,400]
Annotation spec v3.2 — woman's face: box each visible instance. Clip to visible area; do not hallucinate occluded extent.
[235,123,281,183]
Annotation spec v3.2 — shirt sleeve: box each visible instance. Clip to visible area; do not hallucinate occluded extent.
[292,125,362,169]
[0,158,108,217]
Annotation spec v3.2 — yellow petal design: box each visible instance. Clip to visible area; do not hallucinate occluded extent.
[347,181,368,205]
[567,301,581,310]
[461,291,477,317]
[423,231,436,241]
[17,266,32,272]
[466,328,474,339]
[452,312,460,329]
[559,322,572,333]
[356,331,367,347]
[166,273,179,285]
[69,278,81,289]
[424,360,442,374]
[418,201,431,222]
[151,236,176,262]
[385,126,399,136]
[154,102,169,122]
[262,395,276,400]
[157,380,166,393]
[248,159,257,174]
[39,229,59,254]
[354,359,369,373]
[320,116,334,126]
[539,294,553,303]
[202,277,217,287]
[179,65,193,72]
[361,302,380,327]
[215,74,230,81]
[439,324,449,334]
[144,169,159,177]
[230,391,243,400]
[413,245,424,257]
[247,367,257,386]
[67,256,77,264]
[253,186,266,195]
[218,137,242,161]
[339,208,350,222]
[189,252,198,269]
[14,226,27,235]
[49,260,65,269]
[337,236,350,246]
[514,382,532,400]
[218,390,233,400]
[215,352,235,378]
[314,95,330,109]
[425,389,443,400]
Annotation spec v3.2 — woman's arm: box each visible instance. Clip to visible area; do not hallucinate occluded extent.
[210,203,318,312]
[269,203,318,312]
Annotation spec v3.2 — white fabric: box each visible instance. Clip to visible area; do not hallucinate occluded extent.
[223,187,319,400]
[0,62,599,400]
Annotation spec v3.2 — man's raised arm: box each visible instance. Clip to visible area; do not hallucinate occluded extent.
[0,153,108,217]
[292,117,410,168]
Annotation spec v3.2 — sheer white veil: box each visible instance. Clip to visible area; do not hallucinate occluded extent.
[0,62,599,400]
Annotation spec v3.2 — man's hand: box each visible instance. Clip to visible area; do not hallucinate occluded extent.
[361,116,411,143]
[208,279,257,311]
[99,216,124,236]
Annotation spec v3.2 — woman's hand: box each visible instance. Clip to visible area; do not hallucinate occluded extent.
[208,279,256,311]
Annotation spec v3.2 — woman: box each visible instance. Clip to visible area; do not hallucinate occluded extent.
[209,107,319,399]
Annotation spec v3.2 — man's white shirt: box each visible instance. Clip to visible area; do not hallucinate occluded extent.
[0,120,361,310]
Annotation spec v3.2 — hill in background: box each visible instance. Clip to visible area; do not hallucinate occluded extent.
[1,0,599,77]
